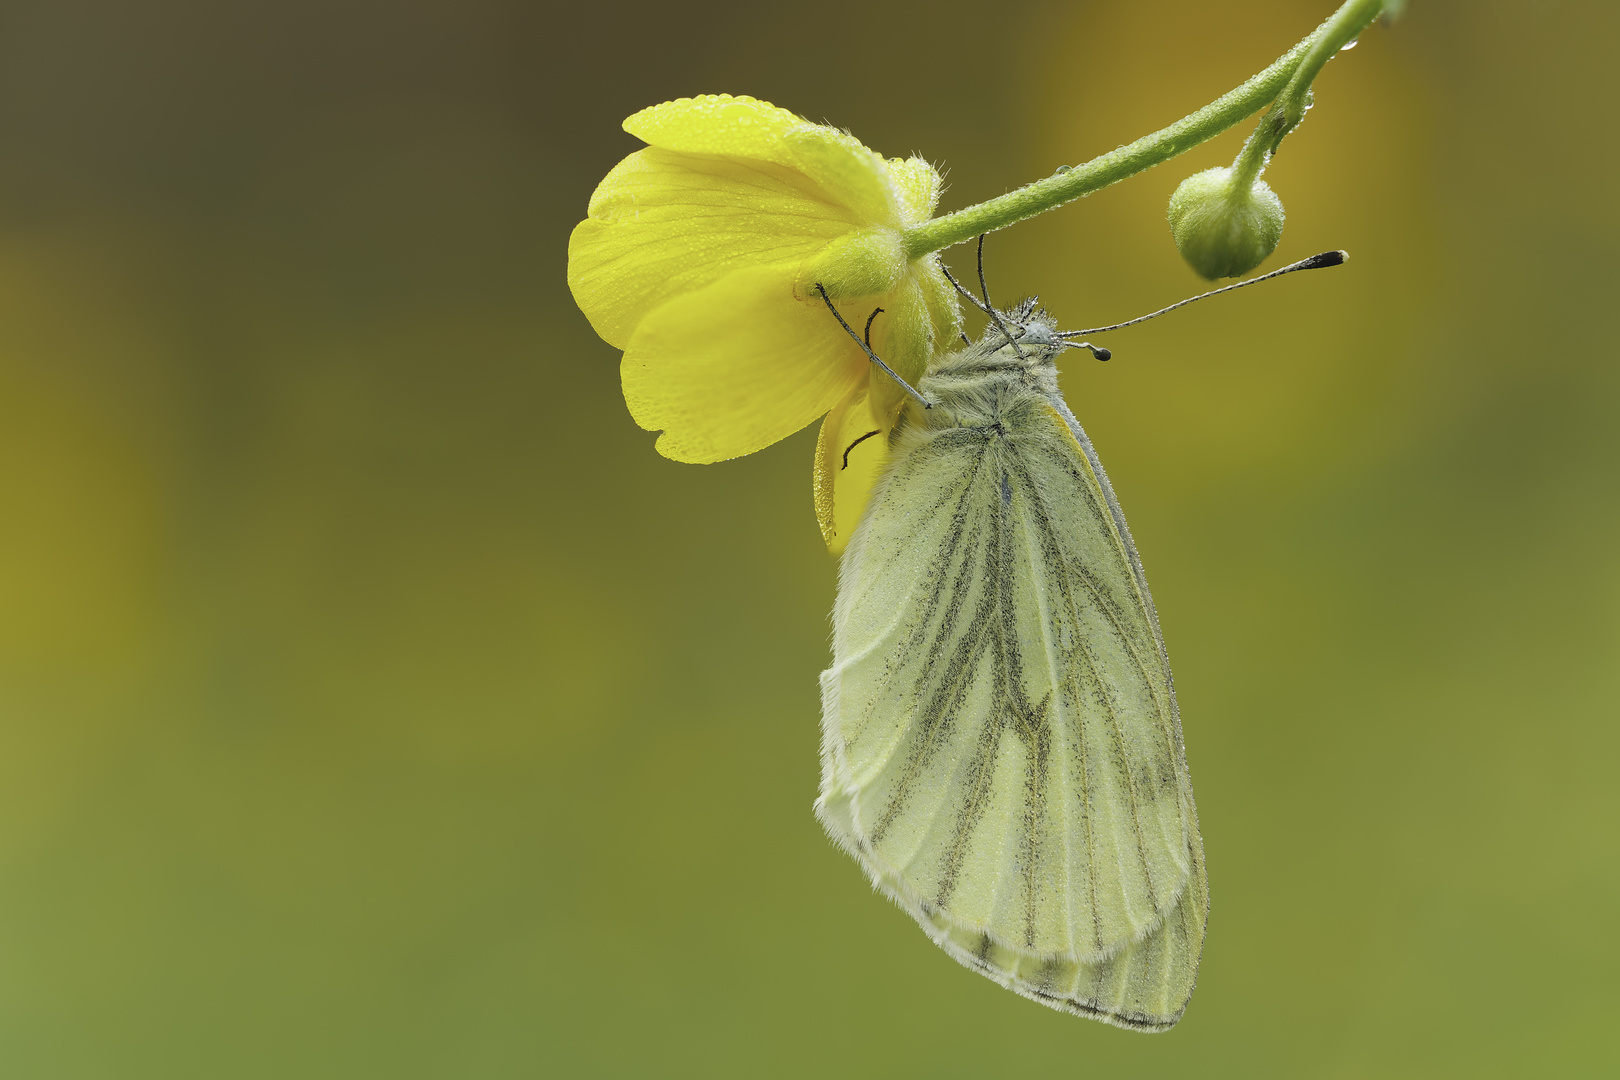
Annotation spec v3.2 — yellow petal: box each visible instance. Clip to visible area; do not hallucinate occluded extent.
[569,147,863,348]
[819,260,963,548]
[781,126,900,228]
[626,95,899,228]
[622,265,868,463]
[861,275,924,422]
[814,384,890,555]
[863,264,962,420]
[625,94,805,155]
[915,256,965,358]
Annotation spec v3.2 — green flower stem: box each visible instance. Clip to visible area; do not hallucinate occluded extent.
[1230,124,1271,190]
[1236,0,1385,183]
[901,0,1389,258]
[1269,0,1385,148]
[1229,108,1274,190]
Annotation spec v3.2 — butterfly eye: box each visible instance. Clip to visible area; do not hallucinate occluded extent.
[1018,323,1058,348]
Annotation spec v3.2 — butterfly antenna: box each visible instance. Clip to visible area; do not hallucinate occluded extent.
[975,234,1026,359]
[814,284,932,410]
[1062,251,1348,338]
[938,257,993,316]
[1060,340,1112,362]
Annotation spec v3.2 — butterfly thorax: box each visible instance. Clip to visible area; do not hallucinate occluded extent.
[908,310,1065,433]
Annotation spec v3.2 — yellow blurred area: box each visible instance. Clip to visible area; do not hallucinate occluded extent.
[0,1,1616,1076]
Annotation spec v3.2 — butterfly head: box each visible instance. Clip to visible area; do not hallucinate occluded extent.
[963,302,1106,369]
[924,304,1064,385]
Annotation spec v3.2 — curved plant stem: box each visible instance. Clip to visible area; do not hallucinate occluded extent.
[1268,0,1385,149]
[901,0,1389,258]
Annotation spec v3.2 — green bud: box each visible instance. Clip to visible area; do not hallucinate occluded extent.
[1166,167,1285,280]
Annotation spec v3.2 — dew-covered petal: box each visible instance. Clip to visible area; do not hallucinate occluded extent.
[570,147,864,348]
[626,95,899,229]
[622,264,869,463]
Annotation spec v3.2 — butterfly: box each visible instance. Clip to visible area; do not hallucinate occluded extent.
[811,248,1342,1029]
[813,285,1208,1031]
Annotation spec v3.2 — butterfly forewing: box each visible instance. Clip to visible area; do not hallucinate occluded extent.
[818,321,1207,1029]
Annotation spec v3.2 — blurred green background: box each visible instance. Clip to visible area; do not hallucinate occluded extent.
[0,0,1614,1075]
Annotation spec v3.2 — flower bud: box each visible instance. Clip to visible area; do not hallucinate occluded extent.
[1167,167,1285,280]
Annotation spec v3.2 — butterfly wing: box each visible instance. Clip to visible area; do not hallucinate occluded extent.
[818,388,1207,1030]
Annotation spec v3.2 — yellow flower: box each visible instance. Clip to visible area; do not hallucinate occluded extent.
[567,94,961,552]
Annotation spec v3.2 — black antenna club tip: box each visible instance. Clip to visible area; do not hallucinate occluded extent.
[1094,348,1111,362]
[1303,250,1349,269]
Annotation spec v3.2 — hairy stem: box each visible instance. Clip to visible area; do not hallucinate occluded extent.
[901,0,1389,258]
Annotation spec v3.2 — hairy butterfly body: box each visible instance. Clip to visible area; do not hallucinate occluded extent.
[817,303,1208,1031]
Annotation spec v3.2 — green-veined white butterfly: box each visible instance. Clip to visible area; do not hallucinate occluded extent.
[814,251,1343,1030]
